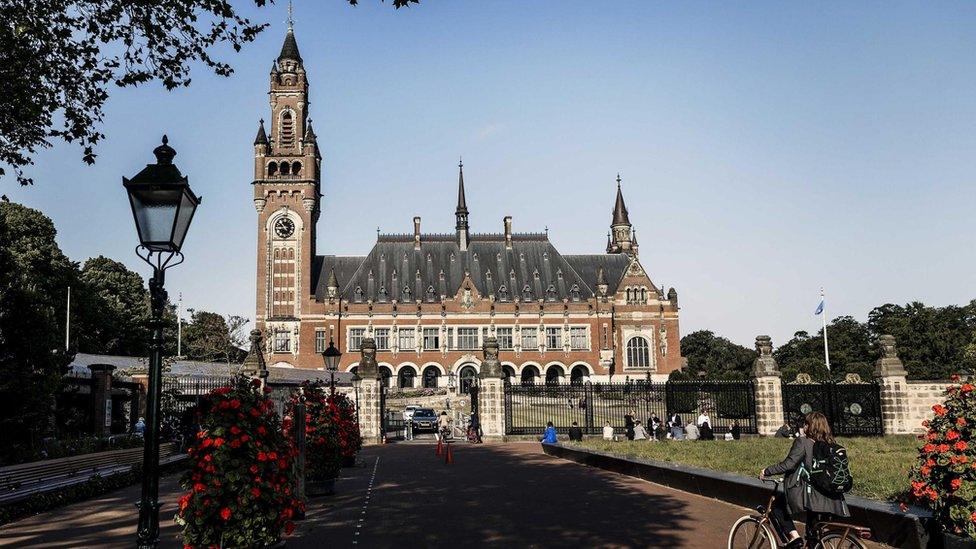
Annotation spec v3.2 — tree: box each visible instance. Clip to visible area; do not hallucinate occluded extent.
[182,310,249,363]
[774,317,876,382]
[74,256,151,356]
[1,0,418,186]
[868,302,976,380]
[679,330,757,380]
[0,200,75,461]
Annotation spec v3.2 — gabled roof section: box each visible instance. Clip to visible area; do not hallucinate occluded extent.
[562,253,631,295]
[313,255,367,300]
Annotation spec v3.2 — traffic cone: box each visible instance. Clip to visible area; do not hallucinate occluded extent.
[436,437,443,456]
[445,442,454,465]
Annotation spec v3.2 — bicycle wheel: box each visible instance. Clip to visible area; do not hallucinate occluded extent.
[814,533,866,549]
[728,516,776,549]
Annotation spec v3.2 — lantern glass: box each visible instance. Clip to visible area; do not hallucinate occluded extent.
[322,341,342,372]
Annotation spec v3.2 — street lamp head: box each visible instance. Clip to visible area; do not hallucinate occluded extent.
[322,339,342,372]
[123,135,201,253]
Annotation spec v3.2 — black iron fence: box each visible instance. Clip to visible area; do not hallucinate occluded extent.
[782,378,883,437]
[504,380,757,436]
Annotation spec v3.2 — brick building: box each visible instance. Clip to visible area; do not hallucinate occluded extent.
[252,25,682,390]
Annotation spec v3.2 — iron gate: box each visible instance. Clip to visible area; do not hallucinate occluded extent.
[781,374,883,437]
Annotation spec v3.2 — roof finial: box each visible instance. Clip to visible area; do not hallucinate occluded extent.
[459,155,463,169]
[287,0,294,31]
[616,173,621,187]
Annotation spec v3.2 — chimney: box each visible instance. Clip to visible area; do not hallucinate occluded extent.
[413,216,421,249]
[504,216,513,248]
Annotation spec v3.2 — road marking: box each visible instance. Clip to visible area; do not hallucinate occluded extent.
[353,456,380,545]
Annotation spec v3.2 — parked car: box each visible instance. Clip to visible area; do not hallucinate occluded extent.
[403,405,420,420]
[411,408,438,432]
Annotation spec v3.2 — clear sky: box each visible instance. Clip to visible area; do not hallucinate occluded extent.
[5,1,975,348]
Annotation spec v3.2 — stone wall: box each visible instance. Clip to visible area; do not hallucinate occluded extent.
[904,381,951,433]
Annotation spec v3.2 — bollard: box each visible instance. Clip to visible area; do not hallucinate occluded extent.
[444,442,454,465]
[436,437,443,456]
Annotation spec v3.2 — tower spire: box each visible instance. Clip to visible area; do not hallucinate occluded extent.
[287,0,294,31]
[609,174,635,255]
[455,157,470,251]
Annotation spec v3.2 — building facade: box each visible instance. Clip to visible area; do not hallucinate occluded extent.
[252,25,683,389]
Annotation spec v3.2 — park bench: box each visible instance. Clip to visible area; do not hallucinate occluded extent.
[0,442,186,505]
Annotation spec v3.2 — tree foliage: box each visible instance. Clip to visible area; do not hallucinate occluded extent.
[75,256,151,356]
[0,200,75,458]
[1,0,417,186]
[182,310,249,363]
[679,330,757,380]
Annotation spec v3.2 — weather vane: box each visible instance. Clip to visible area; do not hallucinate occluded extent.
[287,0,294,31]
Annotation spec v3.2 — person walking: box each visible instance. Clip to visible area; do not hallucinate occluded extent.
[469,413,483,443]
[602,420,614,441]
[402,409,413,441]
[760,412,850,548]
[540,421,558,444]
[624,411,636,441]
[568,421,583,442]
[633,420,649,441]
[437,411,452,441]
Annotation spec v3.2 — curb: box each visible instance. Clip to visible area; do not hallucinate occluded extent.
[542,443,932,549]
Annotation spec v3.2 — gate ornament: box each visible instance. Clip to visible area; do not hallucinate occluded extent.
[480,337,504,379]
[358,338,379,379]
[241,329,268,380]
[793,373,813,385]
[841,373,863,384]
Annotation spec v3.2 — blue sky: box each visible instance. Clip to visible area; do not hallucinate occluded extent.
[5,1,975,348]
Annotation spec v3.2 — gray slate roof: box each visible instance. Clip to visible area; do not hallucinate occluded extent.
[313,234,633,304]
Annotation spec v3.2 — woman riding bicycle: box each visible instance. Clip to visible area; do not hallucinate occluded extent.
[760,411,850,548]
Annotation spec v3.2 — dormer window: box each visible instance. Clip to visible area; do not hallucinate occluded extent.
[354,286,364,303]
[426,285,436,302]
[498,285,509,301]
[570,284,581,302]
[378,286,389,302]
[522,285,533,301]
[546,285,557,302]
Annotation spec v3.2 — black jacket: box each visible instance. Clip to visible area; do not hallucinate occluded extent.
[764,437,850,517]
[568,426,583,441]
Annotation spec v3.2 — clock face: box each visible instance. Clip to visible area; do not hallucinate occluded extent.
[274,217,295,238]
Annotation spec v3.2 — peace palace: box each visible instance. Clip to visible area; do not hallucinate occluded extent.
[252,25,683,390]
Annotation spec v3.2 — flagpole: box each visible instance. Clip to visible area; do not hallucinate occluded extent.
[177,292,183,358]
[821,287,830,372]
[65,286,71,351]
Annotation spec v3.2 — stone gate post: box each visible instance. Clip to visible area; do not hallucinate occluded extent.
[241,329,269,386]
[478,337,506,440]
[752,335,784,436]
[357,338,383,444]
[874,334,910,435]
[89,363,116,437]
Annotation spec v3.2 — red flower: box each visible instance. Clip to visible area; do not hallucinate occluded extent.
[251,487,262,498]
[278,459,288,470]
[250,408,261,417]
[951,478,962,491]
[958,418,967,427]
[230,399,241,409]
[963,383,974,393]
[201,438,213,448]
[257,451,268,462]
[257,426,267,436]
[923,443,937,453]
[939,444,951,453]
[230,439,241,449]
[193,483,206,493]
[934,405,948,416]
[920,466,931,476]
[212,437,225,447]
[971,511,976,524]
[250,464,259,474]
[230,426,241,435]
[951,374,961,382]
[955,441,968,452]
[178,494,190,511]
[268,451,278,460]
[947,430,960,441]
[285,521,296,535]
[220,507,232,521]
[240,434,251,443]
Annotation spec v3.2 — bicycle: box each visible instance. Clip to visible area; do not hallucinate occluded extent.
[727,479,872,549]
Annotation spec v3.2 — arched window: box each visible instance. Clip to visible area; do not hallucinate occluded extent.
[521,365,539,387]
[292,161,301,175]
[398,366,417,389]
[459,365,478,395]
[280,161,290,175]
[570,365,588,385]
[268,162,278,177]
[502,365,516,384]
[379,365,393,388]
[626,288,632,303]
[280,110,295,148]
[640,287,647,303]
[627,337,651,369]
[545,366,562,386]
[422,366,440,388]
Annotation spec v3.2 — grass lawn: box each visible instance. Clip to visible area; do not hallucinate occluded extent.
[577,436,919,502]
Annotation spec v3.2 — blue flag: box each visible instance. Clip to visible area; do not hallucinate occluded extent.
[814,299,825,315]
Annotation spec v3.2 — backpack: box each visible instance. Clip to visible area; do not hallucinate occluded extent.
[810,440,854,495]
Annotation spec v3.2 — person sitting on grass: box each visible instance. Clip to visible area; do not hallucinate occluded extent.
[568,421,583,442]
[540,421,558,443]
[685,421,700,441]
[602,420,614,441]
[760,411,850,548]
[633,420,649,441]
[699,421,715,441]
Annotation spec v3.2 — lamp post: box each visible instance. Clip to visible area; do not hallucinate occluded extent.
[322,339,342,396]
[125,136,201,548]
[351,371,362,426]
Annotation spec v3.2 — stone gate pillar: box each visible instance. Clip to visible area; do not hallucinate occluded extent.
[752,335,784,436]
[89,363,116,437]
[478,337,506,440]
[357,338,383,444]
[874,334,910,435]
[241,329,269,385]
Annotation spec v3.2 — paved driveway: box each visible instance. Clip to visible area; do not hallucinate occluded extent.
[0,443,838,548]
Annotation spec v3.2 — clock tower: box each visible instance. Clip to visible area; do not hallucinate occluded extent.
[253,19,321,354]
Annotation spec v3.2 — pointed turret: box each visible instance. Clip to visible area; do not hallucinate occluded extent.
[254,119,269,146]
[612,174,630,226]
[304,118,316,142]
[608,174,636,255]
[455,157,470,251]
[278,2,302,65]
[327,267,339,299]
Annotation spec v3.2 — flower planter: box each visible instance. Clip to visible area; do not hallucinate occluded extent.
[305,478,336,497]
[342,455,357,468]
[940,531,976,549]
